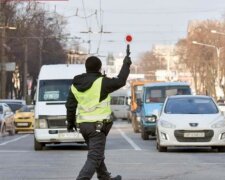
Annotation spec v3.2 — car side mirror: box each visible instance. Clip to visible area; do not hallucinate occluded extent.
[221,111,225,116]
[137,98,142,106]
[127,97,131,105]
[5,111,11,116]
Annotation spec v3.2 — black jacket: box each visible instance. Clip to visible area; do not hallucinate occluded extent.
[65,60,131,125]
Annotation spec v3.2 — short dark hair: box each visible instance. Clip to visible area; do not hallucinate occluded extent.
[85,56,102,73]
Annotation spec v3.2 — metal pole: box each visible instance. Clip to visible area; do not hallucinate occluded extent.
[39,38,43,70]
[1,25,6,99]
[23,39,28,101]
[217,48,220,85]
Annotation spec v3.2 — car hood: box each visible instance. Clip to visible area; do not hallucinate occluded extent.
[35,101,66,118]
[15,112,34,118]
[160,113,224,128]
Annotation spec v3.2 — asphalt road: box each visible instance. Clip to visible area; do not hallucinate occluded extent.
[0,120,225,180]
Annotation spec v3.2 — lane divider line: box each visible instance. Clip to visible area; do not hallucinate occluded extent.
[0,134,30,146]
[116,128,142,151]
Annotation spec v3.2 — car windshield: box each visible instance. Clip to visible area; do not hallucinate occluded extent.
[145,86,191,103]
[165,97,219,114]
[38,80,72,101]
[17,105,31,112]
[0,106,3,114]
[6,103,24,113]
[111,96,125,105]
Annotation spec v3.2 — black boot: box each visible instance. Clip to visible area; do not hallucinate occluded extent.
[110,175,122,180]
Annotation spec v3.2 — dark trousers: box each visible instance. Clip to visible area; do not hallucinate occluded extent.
[77,121,113,180]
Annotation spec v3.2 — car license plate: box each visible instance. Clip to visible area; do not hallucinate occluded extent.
[58,132,80,139]
[184,132,205,138]
[17,122,28,127]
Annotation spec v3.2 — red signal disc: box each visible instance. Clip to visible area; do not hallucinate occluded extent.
[126,35,132,42]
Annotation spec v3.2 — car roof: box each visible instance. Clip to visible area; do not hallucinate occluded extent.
[111,89,130,96]
[39,64,85,80]
[0,102,8,106]
[0,99,26,105]
[167,95,212,99]
[144,81,190,87]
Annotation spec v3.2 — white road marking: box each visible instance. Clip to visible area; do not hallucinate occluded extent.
[117,128,142,151]
[0,150,31,152]
[0,134,30,146]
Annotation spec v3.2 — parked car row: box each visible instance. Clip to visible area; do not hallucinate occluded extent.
[0,99,34,136]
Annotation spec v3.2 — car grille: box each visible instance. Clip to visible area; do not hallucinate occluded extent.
[174,130,214,142]
[15,122,32,127]
[17,117,30,120]
[47,119,67,128]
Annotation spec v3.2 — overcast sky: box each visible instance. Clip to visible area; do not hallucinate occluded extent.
[45,0,225,60]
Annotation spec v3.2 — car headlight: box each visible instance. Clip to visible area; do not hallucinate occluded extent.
[211,120,225,128]
[159,120,176,128]
[144,116,156,122]
[35,119,48,129]
[136,116,141,122]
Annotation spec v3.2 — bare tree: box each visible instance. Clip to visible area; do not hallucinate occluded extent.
[176,20,225,98]
[137,51,166,81]
[1,1,68,100]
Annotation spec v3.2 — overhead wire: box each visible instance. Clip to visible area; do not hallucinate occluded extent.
[96,0,103,55]
[81,0,91,53]
[63,4,225,56]
[103,7,225,14]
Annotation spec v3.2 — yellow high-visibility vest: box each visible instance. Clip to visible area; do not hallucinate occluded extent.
[71,77,111,123]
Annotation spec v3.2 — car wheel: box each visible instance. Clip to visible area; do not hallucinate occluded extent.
[141,128,149,140]
[132,115,140,133]
[1,124,7,137]
[111,113,116,121]
[8,123,15,136]
[211,146,218,151]
[156,132,167,152]
[156,142,167,152]
[34,137,44,151]
[217,146,225,152]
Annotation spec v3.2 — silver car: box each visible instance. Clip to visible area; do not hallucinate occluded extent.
[0,103,16,136]
[156,95,225,152]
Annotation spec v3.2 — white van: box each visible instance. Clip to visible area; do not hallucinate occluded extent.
[110,89,130,120]
[34,64,85,150]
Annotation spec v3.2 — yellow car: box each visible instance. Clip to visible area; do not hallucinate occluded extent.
[14,105,34,133]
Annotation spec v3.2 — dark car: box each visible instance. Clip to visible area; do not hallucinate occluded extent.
[0,103,15,136]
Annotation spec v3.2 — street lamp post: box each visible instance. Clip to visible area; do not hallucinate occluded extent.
[211,30,225,36]
[210,30,225,81]
[192,40,223,97]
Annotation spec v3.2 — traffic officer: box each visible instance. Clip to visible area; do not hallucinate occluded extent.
[66,53,131,180]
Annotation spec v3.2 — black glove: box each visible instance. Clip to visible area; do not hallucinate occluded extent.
[123,56,132,65]
[123,44,132,65]
[67,122,77,132]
